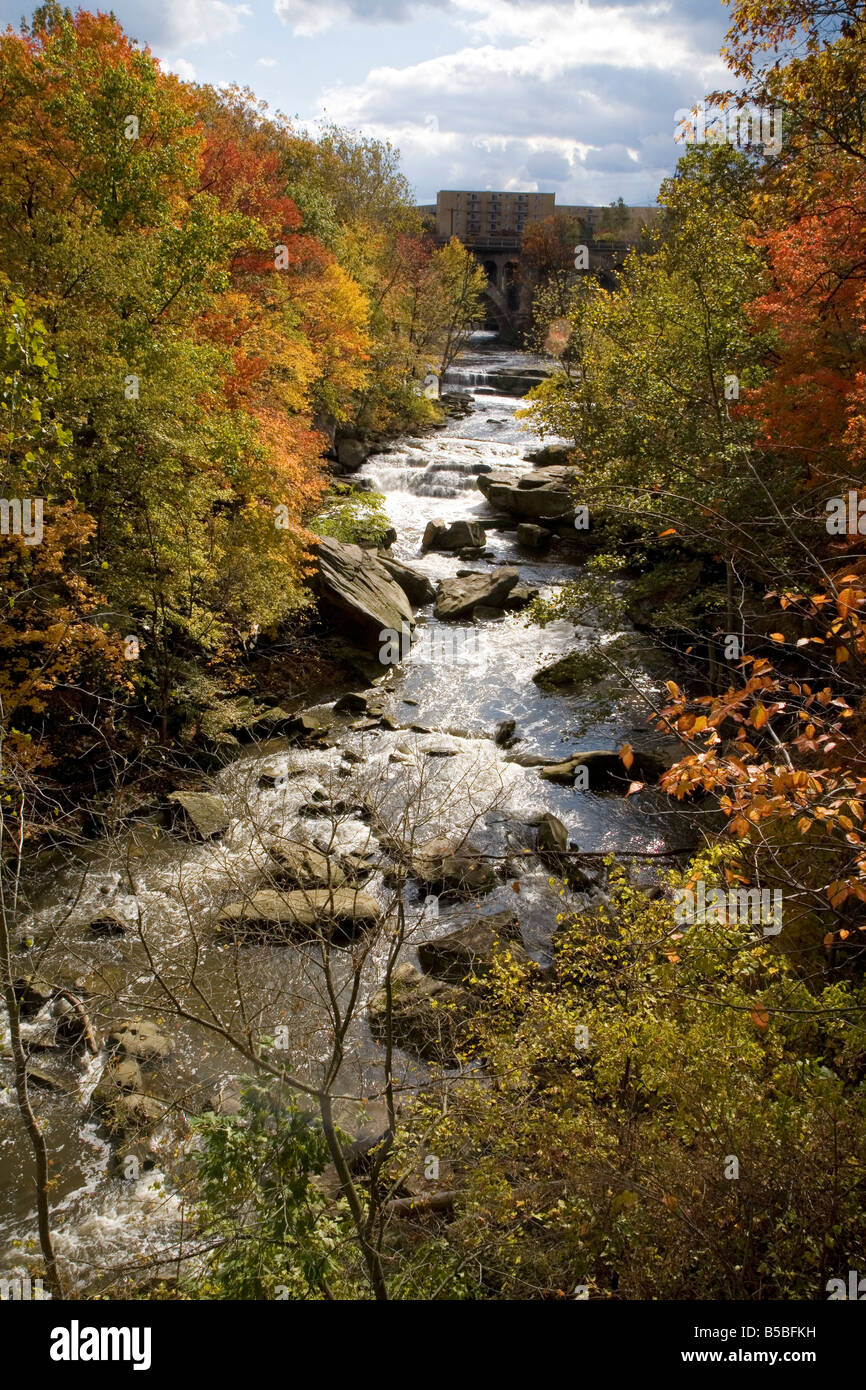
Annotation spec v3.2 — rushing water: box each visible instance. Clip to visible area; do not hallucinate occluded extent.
[0,334,692,1293]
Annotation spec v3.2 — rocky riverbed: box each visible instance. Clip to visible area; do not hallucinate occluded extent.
[0,333,697,1293]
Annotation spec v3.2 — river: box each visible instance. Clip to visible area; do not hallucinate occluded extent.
[0,334,693,1295]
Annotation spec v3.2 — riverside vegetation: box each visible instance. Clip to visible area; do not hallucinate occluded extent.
[2,0,866,1302]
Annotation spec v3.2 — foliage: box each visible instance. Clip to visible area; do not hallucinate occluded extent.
[190,1081,347,1300]
[312,486,392,548]
[397,866,866,1299]
[0,5,479,771]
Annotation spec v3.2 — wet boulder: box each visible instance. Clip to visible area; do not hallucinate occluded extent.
[406,835,496,897]
[524,444,574,468]
[333,689,384,716]
[91,1057,143,1114]
[335,437,368,473]
[167,791,230,840]
[103,1093,167,1141]
[107,1020,173,1063]
[516,523,552,550]
[368,962,470,1065]
[539,758,585,786]
[50,995,92,1047]
[503,582,539,611]
[494,719,517,748]
[417,910,527,984]
[12,974,54,1016]
[315,536,414,651]
[23,1065,67,1093]
[424,519,486,552]
[434,566,520,620]
[269,841,347,889]
[88,913,126,937]
[536,812,568,857]
[477,467,575,520]
[571,748,672,790]
[377,556,436,606]
[284,708,333,742]
[258,764,287,788]
[421,519,447,552]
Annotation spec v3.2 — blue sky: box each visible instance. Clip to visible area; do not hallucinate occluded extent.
[1,1,734,205]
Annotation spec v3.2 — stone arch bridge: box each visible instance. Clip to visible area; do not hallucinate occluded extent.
[443,236,634,335]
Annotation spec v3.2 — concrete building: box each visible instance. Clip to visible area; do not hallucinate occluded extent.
[435,190,555,243]
[432,191,659,245]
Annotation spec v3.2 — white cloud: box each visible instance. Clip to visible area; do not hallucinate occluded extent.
[119,1,252,49]
[305,0,726,201]
[274,0,448,37]
[166,57,198,81]
[257,57,279,66]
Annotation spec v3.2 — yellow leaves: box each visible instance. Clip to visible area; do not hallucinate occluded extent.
[750,703,768,729]
[620,743,634,770]
[836,646,849,664]
[666,680,681,698]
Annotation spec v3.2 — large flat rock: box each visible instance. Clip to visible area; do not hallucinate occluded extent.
[315,536,415,651]
[217,887,381,937]
[167,791,230,839]
[477,466,575,519]
[434,566,520,619]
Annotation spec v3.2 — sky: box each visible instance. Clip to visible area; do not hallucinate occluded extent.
[0,0,735,206]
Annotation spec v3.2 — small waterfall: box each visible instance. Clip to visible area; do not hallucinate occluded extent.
[443,365,492,390]
[366,437,518,499]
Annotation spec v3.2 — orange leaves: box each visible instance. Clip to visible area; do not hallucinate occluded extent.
[834,587,863,621]
[619,748,645,797]
[827,881,849,909]
[750,1004,770,1031]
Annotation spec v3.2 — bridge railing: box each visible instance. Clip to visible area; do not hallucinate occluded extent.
[434,235,642,257]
